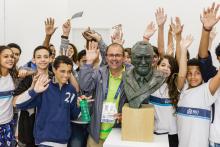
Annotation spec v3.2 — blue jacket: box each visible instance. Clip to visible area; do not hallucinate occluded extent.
[16,81,80,144]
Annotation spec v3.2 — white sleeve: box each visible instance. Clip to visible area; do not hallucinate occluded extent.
[203,80,218,106]
[15,90,32,104]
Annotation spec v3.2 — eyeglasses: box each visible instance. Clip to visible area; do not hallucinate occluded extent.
[106,53,123,58]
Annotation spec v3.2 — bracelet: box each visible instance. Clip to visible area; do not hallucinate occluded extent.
[203,26,212,32]
[61,35,68,39]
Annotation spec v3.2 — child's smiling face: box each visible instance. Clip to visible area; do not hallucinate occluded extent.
[187,66,203,88]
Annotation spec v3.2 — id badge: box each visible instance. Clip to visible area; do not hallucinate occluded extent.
[101,102,117,123]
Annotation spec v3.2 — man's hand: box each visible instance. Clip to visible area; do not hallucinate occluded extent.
[200,2,220,31]
[114,113,122,124]
[86,41,99,64]
[45,18,57,36]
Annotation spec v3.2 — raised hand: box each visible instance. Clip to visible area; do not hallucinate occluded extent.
[34,74,50,93]
[30,73,41,90]
[86,41,99,64]
[155,7,167,27]
[143,21,157,41]
[45,18,57,36]
[84,31,102,42]
[171,17,183,36]
[180,35,193,50]
[200,2,220,31]
[62,19,71,37]
[111,25,125,45]
[82,27,95,41]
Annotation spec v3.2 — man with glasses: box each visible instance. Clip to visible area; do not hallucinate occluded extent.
[79,42,130,147]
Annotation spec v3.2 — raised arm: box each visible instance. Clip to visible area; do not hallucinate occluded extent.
[171,17,183,64]
[79,41,100,93]
[166,25,174,56]
[60,19,71,55]
[83,30,107,66]
[143,21,157,43]
[177,35,193,90]
[209,69,220,95]
[111,24,125,46]
[43,18,57,48]
[155,7,167,57]
[198,2,220,58]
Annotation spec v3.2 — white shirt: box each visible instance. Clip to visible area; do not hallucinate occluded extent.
[177,81,218,147]
[210,98,220,143]
[0,74,15,124]
[149,83,177,135]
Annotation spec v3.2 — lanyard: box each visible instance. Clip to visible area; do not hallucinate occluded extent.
[104,77,123,100]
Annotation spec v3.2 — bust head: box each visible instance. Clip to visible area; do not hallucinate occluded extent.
[131,41,154,77]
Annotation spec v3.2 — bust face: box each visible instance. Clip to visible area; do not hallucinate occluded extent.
[131,46,153,77]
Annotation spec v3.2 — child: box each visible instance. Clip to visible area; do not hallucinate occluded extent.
[13,46,52,147]
[177,38,220,147]
[0,46,17,147]
[149,55,179,147]
[15,55,80,147]
[149,35,191,147]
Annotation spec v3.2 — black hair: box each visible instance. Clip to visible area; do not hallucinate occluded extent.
[49,44,54,48]
[7,43,22,54]
[53,55,73,70]
[152,46,159,57]
[106,43,124,56]
[187,58,200,69]
[157,55,179,108]
[77,50,86,61]
[0,46,18,81]
[187,51,190,60]
[68,43,78,63]
[33,46,52,58]
[215,43,220,57]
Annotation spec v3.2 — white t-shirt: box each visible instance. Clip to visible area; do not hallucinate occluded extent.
[210,98,220,143]
[0,74,15,124]
[177,81,218,147]
[149,83,177,135]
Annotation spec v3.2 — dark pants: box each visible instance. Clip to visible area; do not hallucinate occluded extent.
[68,123,88,147]
[168,134,178,147]
[210,142,220,147]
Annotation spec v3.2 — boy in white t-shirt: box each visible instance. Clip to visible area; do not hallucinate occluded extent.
[177,58,220,147]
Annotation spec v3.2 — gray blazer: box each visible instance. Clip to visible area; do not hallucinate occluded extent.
[79,64,131,143]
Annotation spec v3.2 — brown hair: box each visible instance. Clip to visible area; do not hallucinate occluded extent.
[68,43,78,63]
[0,46,18,82]
[157,55,180,108]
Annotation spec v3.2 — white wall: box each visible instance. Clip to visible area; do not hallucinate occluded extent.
[0,0,5,43]
[1,0,219,66]
[3,0,69,66]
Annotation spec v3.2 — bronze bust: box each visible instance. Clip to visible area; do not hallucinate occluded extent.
[124,41,165,108]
